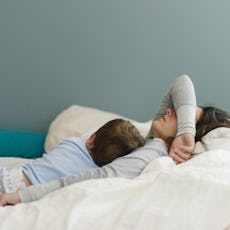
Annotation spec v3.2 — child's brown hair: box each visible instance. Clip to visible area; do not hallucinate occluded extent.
[91,119,145,166]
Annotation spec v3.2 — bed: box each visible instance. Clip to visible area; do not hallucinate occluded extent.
[1,105,230,230]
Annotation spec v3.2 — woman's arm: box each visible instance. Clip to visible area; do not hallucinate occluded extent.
[168,75,197,163]
[147,75,197,163]
[0,192,21,206]
[1,139,168,204]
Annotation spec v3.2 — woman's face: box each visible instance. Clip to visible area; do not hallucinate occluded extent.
[152,108,177,142]
[152,107,204,143]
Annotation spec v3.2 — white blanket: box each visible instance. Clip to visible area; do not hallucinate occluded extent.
[1,127,230,230]
[1,149,230,230]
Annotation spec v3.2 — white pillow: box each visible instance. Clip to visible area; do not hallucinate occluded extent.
[44,105,151,152]
[194,127,230,154]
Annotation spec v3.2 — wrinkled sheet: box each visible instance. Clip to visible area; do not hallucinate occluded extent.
[1,150,230,230]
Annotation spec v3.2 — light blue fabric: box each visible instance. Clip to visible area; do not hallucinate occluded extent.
[22,137,98,185]
[0,129,45,158]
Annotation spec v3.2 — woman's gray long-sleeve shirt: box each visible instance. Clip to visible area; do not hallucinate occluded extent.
[19,74,197,202]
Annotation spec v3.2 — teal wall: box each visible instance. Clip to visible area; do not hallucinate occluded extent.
[1,0,230,133]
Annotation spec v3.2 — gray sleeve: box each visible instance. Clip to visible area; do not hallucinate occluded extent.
[18,139,168,203]
[19,167,118,203]
[147,74,197,138]
[18,180,64,203]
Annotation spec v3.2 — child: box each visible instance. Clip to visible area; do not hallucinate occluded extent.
[0,118,145,193]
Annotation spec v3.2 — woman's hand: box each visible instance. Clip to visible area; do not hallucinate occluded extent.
[0,192,21,206]
[169,133,195,164]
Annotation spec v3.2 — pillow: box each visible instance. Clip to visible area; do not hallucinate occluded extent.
[194,127,230,154]
[0,129,45,158]
[44,105,151,152]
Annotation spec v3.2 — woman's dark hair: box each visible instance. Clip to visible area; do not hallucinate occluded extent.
[195,106,230,142]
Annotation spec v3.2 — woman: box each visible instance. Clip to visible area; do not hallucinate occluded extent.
[1,75,230,205]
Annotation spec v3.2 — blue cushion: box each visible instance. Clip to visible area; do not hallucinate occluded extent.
[0,129,46,158]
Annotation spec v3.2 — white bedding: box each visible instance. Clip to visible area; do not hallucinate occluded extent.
[1,105,230,230]
[1,148,230,229]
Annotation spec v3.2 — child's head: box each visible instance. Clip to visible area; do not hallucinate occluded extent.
[86,119,145,166]
[195,106,230,142]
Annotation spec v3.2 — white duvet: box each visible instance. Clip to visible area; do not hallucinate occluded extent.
[1,145,230,229]
[1,108,230,230]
